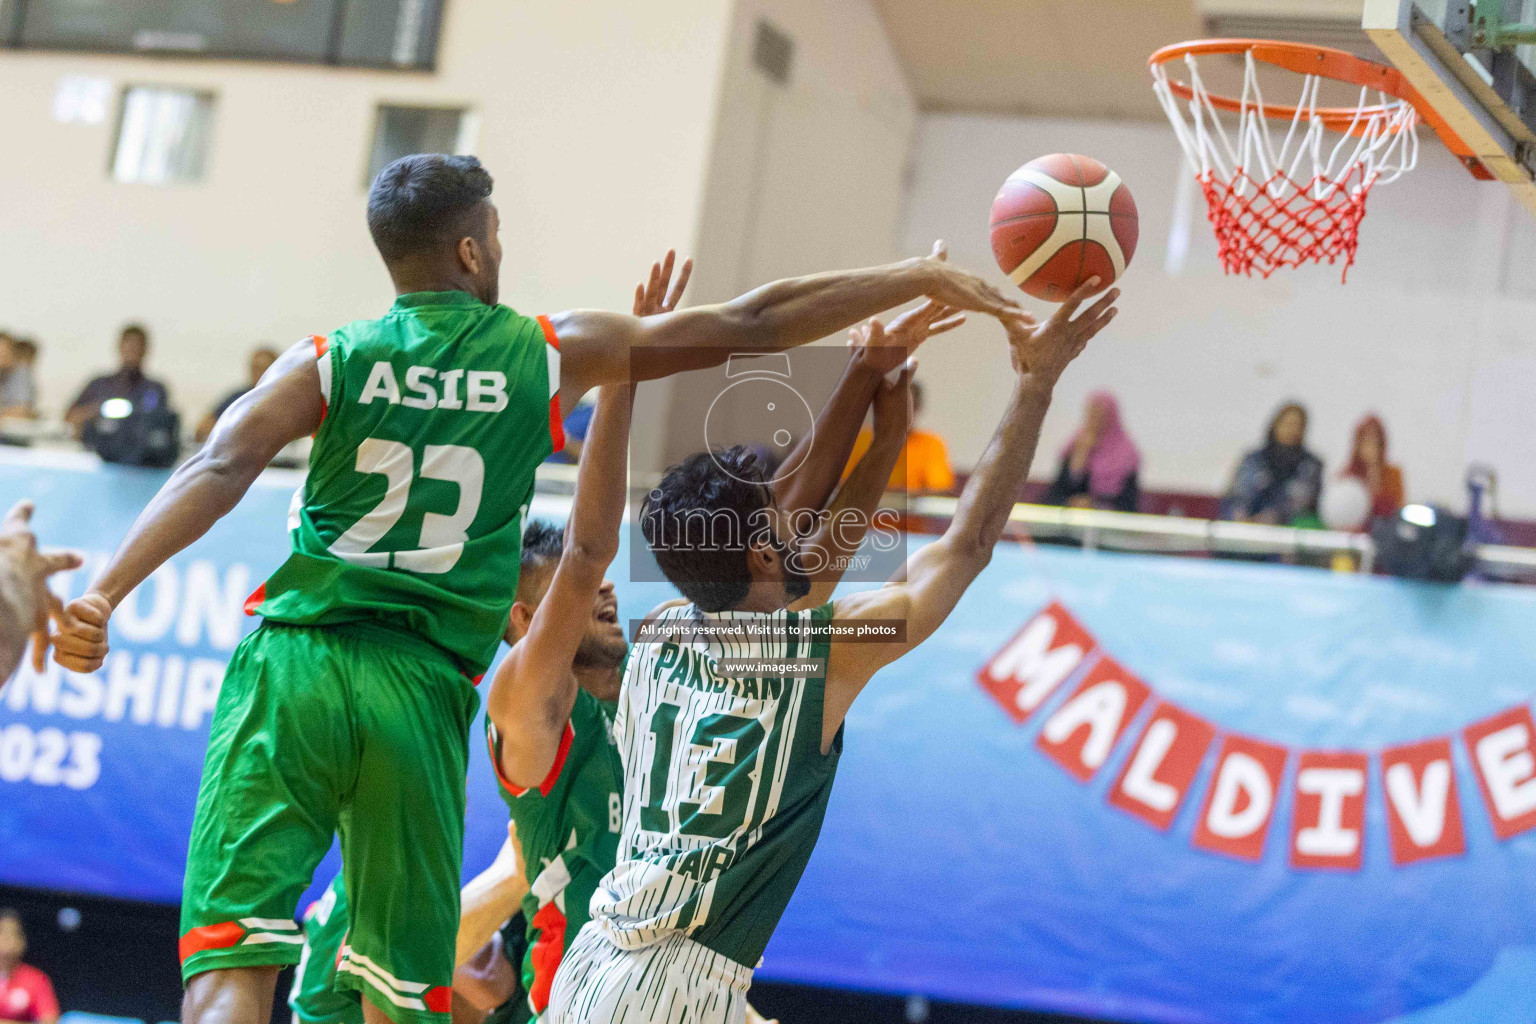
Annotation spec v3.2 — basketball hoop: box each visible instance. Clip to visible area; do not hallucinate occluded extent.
[1149,40,1433,281]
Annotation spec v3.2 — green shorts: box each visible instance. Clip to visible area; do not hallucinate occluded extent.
[179,621,479,1024]
[294,872,533,1024]
[290,875,361,1024]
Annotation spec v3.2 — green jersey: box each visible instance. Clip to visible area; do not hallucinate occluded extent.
[255,291,562,673]
[487,688,624,1019]
[592,602,841,969]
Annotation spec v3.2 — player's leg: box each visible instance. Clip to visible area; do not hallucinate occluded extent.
[184,967,283,1023]
[360,999,397,1024]
[290,875,364,1024]
[332,643,478,1024]
[180,625,359,1024]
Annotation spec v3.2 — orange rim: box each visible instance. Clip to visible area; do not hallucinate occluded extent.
[1149,38,1472,155]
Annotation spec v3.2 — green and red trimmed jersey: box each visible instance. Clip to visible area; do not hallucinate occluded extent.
[593,602,841,969]
[487,687,624,1020]
[254,291,562,674]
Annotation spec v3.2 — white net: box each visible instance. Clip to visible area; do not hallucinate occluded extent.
[1151,48,1421,279]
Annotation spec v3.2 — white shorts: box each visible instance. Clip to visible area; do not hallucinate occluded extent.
[545,921,753,1024]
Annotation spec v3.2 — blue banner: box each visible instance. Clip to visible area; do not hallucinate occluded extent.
[5,456,1536,1023]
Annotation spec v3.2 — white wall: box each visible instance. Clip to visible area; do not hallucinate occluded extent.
[0,0,733,422]
[687,0,916,302]
[900,112,1536,517]
[654,0,918,467]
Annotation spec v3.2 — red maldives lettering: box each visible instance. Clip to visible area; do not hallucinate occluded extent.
[977,601,1095,724]
[1108,701,1217,830]
[975,598,1536,871]
[1192,734,1289,862]
[1464,706,1536,841]
[1381,737,1465,865]
[1037,655,1151,782]
[1289,750,1368,871]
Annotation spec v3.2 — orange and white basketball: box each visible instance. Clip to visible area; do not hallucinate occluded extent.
[989,154,1138,302]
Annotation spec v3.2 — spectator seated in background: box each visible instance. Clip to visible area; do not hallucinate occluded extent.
[63,324,179,467]
[1342,413,1405,520]
[1221,401,1323,526]
[194,345,278,442]
[6,340,38,419]
[64,324,171,431]
[0,334,38,421]
[1043,390,1140,512]
[0,909,58,1024]
[844,379,955,494]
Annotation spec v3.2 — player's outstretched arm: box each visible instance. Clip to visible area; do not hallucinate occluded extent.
[549,242,1023,413]
[789,360,916,611]
[818,280,1120,751]
[455,822,528,967]
[775,300,964,522]
[485,380,632,789]
[51,341,323,673]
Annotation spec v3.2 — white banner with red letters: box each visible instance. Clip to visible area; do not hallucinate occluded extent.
[977,600,1536,869]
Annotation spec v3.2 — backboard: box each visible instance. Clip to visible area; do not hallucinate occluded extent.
[1364,0,1536,215]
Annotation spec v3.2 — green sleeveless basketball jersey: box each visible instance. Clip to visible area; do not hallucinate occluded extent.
[255,291,562,674]
[591,602,841,968]
[487,687,624,1019]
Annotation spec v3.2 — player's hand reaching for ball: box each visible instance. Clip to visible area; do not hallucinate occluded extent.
[848,299,965,375]
[52,590,112,674]
[918,240,1028,319]
[1004,277,1119,385]
[633,249,693,317]
[0,500,83,675]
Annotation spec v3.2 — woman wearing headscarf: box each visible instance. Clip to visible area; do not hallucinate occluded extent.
[1341,413,1405,519]
[1222,401,1324,525]
[1043,391,1141,512]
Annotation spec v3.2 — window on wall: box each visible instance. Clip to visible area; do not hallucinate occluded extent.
[338,0,441,67]
[365,105,471,186]
[111,87,216,186]
[1,0,444,70]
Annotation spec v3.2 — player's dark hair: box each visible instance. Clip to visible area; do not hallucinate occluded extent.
[640,447,776,612]
[514,519,565,604]
[521,519,565,570]
[120,323,148,345]
[12,339,37,359]
[366,154,494,264]
[0,908,20,928]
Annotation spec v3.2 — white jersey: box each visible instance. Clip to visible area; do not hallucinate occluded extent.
[590,601,842,967]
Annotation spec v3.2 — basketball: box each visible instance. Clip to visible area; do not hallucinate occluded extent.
[989,153,1138,302]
